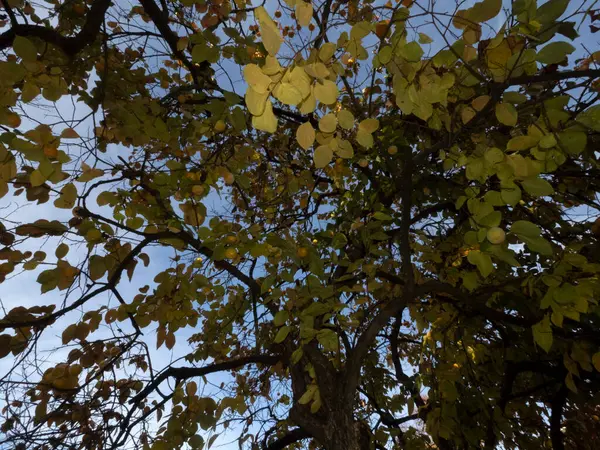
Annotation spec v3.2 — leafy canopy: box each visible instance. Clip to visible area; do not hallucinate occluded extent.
[1,0,600,449]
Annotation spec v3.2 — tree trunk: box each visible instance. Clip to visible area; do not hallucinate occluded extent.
[324,417,371,450]
[290,404,371,450]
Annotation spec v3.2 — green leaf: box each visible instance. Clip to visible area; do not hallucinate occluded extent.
[532,316,553,352]
[558,131,587,155]
[378,46,393,64]
[373,212,393,221]
[536,0,569,24]
[511,220,541,238]
[495,103,518,127]
[332,232,348,249]
[539,134,557,149]
[418,33,433,44]
[593,352,600,372]
[314,145,333,168]
[522,235,553,256]
[399,42,423,62]
[484,147,505,164]
[273,310,288,327]
[501,185,521,206]
[467,250,493,278]
[503,91,527,104]
[13,36,37,62]
[521,178,554,197]
[316,329,338,352]
[536,42,575,64]
[274,326,291,343]
[576,105,600,131]
[507,135,538,151]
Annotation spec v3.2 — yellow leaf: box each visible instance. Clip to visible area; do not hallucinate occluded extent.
[318,113,337,133]
[252,100,278,133]
[273,83,303,106]
[262,56,282,75]
[244,64,272,94]
[358,118,379,134]
[356,129,374,148]
[304,62,330,79]
[319,43,336,62]
[463,45,477,62]
[177,37,189,51]
[21,81,40,103]
[289,66,311,98]
[274,326,291,343]
[461,106,476,124]
[30,169,46,187]
[255,6,283,56]
[299,92,317,114]
[296,122,315,150]
[314,145,333,168]
[245,86,269,116]
[495,103,517,127]
[336,139,354,158]
[486,40,511,79]
[507,135,539,151]
[453,0,502,29]
[299,385,317,404]
[54,183,77,209]
[62,324,77,345]
[472,95,490,111]
[61,128,79,139]
[295,2,313,27]
[314,80,339,105]
[337,109,354,130]
[186,381,197,397]
[89,255,106,281]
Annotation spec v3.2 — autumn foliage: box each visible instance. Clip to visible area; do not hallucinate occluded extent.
[1,0,600,449]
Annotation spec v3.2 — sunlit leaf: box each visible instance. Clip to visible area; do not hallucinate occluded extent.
[296,121,315,150]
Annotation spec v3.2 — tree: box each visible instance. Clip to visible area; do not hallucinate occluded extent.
[1,0,600,448]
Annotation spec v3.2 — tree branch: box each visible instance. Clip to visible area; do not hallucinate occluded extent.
[130,354,280,405]
[263,428,311,450]
[0,0,111,55]
[550,385,567,450]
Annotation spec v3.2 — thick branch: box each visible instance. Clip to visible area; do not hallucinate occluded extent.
[264,428,311,450]
[0,0,111,55]
[130,354,279,405]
